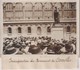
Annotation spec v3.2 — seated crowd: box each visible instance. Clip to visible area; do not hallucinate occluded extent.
[3,36,76,55]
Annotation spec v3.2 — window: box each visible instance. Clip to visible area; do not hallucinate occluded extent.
[67,26,71,32]
[8,27,12,33]
[28,27,31,33]
[34,2,42,10]
[37,27,41,35]
[25,3,33,11]
[34,3,43,19]
[5,3,13,19]
[15,3,23,11]
[44,2,52,10]
[5,3,13,11]
[25,3,33,19]
[47,26,51,33]
[69,3,76,9]
[15,3,23,19]
[18,27,22,33]
[44,3,53,19]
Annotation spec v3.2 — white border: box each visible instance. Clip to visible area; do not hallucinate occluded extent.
[1,0,79,56]
[2,0,77,2]
[1,0,79,69]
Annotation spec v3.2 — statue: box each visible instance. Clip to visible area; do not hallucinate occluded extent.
[53,7,60,26]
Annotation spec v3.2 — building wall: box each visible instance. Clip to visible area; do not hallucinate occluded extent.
[3,2,76,21]
[3,2,76,40]
[3,23,76,40]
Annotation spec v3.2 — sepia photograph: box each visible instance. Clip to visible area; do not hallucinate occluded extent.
[3,2,76,55]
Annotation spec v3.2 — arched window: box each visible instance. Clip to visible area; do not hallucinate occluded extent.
[67,26,71,32]
[44,2,52,10]
[28,27,31,33]
[8,27,12,33]
[25,3,33,19]
[18,27,22,33]
[44,3,53,19]
[47,26,51,33]
[5,3,13,11]
[5,3,13,19]
[34,3,43,19]
[34,2,42,10]
[25,3,33,11]
[15,3,23,11]
[37,27,41,35]
[15,3,23,19]
[69,3,76,9]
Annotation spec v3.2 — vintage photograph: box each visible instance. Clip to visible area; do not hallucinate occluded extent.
[3,2,76,55]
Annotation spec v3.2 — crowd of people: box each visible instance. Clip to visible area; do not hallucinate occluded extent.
[3,36,76,55]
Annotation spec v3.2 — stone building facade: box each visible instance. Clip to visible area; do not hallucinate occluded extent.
[3,2,76,40]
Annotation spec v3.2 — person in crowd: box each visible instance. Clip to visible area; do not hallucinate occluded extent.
[3,36,76,55]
